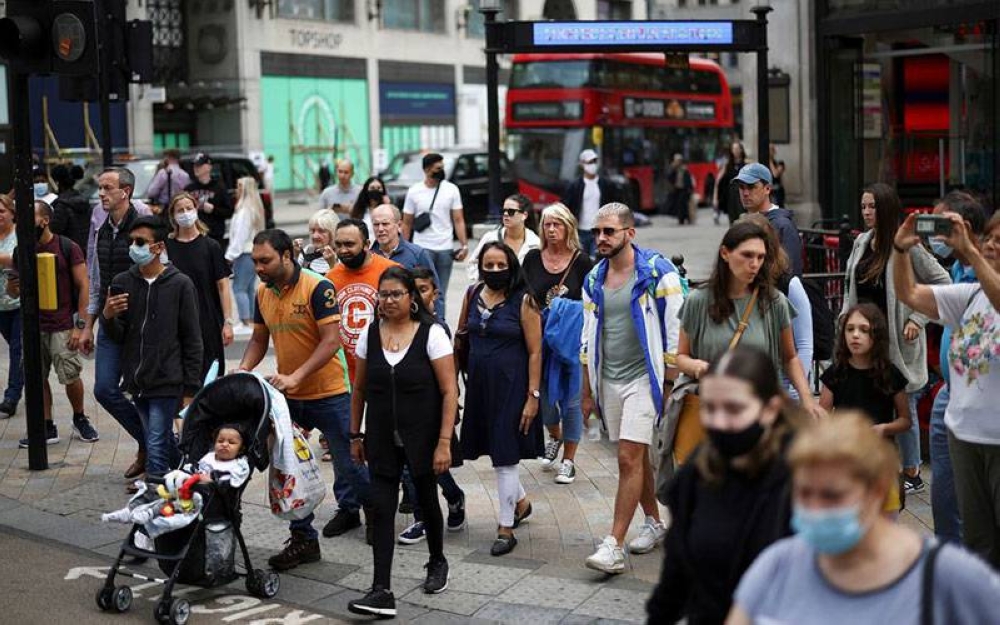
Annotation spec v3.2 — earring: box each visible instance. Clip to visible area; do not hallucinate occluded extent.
[410,301,419,314]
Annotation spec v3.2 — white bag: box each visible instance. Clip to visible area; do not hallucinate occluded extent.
[263,379,327,520]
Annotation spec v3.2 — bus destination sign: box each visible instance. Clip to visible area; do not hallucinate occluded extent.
[533,22,734,47]
[623,97,716,121]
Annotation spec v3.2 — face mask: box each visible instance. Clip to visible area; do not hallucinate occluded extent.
[792,504,868,555]
[482,268,510,291]
[705,421,765,458]
[431,169,446,182]
[583,163,599,176]
[33,183,48,199]
[929,237,953,259]
[175,210,198,229]
[338,251,367,270]
[368,189,384,203]
[129,243,156,266]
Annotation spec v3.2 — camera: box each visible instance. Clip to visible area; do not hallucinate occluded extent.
[915,214,953,237]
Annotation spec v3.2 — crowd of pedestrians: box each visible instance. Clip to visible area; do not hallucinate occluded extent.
[4,153,1000,621]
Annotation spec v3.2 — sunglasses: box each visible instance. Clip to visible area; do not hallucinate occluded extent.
[502,208,525,217]
[129,237,153,246]
[589,227,628,238]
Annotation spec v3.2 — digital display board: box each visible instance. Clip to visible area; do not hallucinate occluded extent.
[533,22,734,47]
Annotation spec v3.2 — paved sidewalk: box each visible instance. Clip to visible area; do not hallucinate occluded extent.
[0,212,936,623]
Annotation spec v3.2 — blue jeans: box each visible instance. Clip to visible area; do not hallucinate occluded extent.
[232,253,257,321]
[0,309,23,404]
[94,326,146,449]
[541,386,584,444]
[403,463,464,523]
[287,393,370,539]
[930,385,962,543]
[426,249,454,317]
[134,397,180,478]
[897,391,922,471]
[578,229,596,258]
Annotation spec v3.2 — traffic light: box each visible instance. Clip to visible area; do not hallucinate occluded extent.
[0,0,101,76]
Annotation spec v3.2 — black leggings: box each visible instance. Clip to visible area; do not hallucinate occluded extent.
[371,447,444,589]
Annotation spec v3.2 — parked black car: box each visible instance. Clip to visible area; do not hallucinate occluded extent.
[381,148,518,231]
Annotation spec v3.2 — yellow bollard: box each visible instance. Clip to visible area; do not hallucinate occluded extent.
[37,253,57,311]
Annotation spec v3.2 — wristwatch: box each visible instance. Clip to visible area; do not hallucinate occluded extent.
[74,319,86,330]
[529,389,540,399]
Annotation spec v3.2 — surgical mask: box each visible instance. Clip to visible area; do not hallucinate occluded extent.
[583,163,599,176]
[33,183,48,199]
[705,421,765,458]
[175,210,198,229]
[482,268,510,291]
[129,243,156,266]
[929,237,953,259]
[791,504,868,555]
[338,250,367,270]
[431,169,446,182]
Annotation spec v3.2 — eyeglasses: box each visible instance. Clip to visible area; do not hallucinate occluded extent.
[129,237,151,246]
[582,159,598,165]
[590,227,628,238]
[378,290,407,302]
[502,208,525,217]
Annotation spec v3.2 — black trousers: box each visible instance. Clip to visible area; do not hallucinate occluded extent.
[371,446,444,589]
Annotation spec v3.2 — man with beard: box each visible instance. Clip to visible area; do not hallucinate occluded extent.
[237,228,372,569]
[184,153,233,246]
[579,202,684,575]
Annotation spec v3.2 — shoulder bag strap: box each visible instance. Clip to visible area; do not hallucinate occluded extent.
[921,542,943,625]
[423,182,442,217]
[555,251,580,293]
[728,286,760,351]
[457,283,479,334]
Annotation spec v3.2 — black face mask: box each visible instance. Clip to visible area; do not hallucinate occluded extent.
[368,189,384,203]
[338,251,367,270]
[35,225,45,241]
[705,422,765,458]
[431,169,446,182]
[482,268,510,291]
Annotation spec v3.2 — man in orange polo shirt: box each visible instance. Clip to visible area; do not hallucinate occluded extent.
[237,229,371,571]
[326,218,398,382]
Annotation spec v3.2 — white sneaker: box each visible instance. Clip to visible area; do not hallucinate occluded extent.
[627,516,666,554]
[585,536,625,574]
[554,459,576,484]
[233,323,253,336]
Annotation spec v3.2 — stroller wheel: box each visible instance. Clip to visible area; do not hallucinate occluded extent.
[112,585,133,612]
[95,586,114,611]
[247,569,280,598]
[168,598,191,625]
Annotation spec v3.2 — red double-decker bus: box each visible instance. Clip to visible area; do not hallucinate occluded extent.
[506,53,734,213]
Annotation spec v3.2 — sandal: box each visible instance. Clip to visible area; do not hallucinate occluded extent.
[491,533,517,556]
[320,435,331,461]
[513,501,532,529]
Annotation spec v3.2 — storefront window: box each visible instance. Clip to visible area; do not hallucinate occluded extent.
[383,0,446,33]
[277,0,355,22]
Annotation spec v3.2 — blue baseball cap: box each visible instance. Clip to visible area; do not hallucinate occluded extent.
[734,162,773,185]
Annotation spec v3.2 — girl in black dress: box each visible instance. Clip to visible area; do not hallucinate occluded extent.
[348,266,458,618]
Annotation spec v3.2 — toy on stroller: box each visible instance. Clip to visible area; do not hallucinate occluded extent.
[96,373,281,625]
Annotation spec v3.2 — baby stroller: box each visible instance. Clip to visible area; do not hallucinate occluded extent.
[96,373,280,625]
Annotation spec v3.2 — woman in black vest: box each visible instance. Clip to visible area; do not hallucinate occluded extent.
[348,266,458,618]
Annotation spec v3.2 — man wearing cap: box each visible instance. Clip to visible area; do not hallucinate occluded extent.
[734,162,803,276]
[185,153,233,247]
[562,149,620,257]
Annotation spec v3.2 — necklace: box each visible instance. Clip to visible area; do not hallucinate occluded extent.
[382,321,415,352]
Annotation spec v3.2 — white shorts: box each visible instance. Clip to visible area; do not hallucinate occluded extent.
[599,375,656,445]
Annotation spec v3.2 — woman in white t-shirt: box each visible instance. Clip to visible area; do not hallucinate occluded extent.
[893,210,1000,569]
[467,194,541,282]
[347,266,458,616]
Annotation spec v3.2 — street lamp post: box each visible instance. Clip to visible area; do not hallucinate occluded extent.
[481,0,502,222]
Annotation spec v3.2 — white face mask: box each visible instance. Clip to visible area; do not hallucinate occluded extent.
[175,210,198,229]
[583,163,599,176]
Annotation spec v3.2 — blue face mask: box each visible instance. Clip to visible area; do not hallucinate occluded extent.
[791,504,868,555]
[129,243,156,266]
[33,182,49,199]
[929,237,953,259]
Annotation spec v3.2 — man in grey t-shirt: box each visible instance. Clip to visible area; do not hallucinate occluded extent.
[319,159,362,218]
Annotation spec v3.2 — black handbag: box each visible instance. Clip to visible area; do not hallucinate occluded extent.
[413,183,441,233]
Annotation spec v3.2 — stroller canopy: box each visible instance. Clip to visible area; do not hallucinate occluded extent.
[179,373,272,472]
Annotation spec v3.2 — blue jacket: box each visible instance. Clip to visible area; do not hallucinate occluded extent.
[581,244,685,422]
[543,298,584,409]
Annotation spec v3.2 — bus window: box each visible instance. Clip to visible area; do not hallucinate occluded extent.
[508,128,588,191]
[510,61,594,89]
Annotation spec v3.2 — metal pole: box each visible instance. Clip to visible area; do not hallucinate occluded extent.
[752,6,771,165]
[10,71,48,470]
[484,9,502,223]
[98,0,114,167]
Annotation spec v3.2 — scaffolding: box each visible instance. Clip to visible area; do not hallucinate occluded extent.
[39,96,103,177]
[287,99,366,193]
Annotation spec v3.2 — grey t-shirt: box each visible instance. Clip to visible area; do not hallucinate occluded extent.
[319,183,362,213]
[679,287,795,380]
[735,536,1000,625]
[601,272,647,382]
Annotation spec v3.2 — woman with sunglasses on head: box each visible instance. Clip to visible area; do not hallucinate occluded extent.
[347,266,458,618]
[467,194,540,282]
[460,241,543,555]
[647,347,801,625]
[351,176,391,238]
[226,177,267,335]
[521,203,593,484]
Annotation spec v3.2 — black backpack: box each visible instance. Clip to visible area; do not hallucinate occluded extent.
[778,274,835,362]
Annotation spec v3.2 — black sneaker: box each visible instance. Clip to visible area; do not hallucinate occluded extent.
[268,531,321,571]
[19,422,59,448]
[398,521,426,544]
[0,399,16,418]
[348,586,396,618]
[904,473,925,495]
[398,489,414,514]
[540,437,562,470]
[321,509,361,538]
[72,413,99,442]
[446,493,466,532]
[423,557,449,594]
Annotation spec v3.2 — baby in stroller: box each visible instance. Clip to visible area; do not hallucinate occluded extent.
[195,424,251,488]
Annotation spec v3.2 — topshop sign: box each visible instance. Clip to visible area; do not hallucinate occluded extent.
[289,28,343,50]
